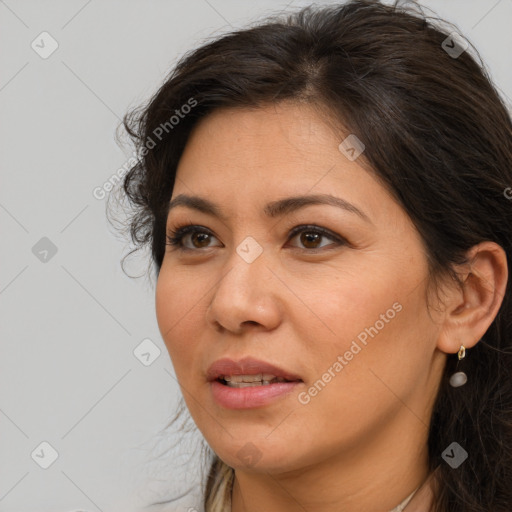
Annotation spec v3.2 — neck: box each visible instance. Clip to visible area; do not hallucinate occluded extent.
[231,407,433,512]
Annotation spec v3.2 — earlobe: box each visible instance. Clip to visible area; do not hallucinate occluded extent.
[436,241,508,355]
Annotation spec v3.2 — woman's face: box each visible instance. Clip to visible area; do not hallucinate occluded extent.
[156,101,446,474]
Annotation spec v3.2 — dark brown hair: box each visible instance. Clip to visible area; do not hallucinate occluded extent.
[111,1,512,510]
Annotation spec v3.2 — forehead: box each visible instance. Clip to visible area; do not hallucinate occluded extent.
[190,102,338,144]
[172,102,397,226]
[177,102,368,181]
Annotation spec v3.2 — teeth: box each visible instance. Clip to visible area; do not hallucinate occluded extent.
[221,374,289,386]
[224,373,281,383]
[226,381,271,388]
[225,380,288,388]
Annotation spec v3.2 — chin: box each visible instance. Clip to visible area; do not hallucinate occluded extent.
[211,437,303,474]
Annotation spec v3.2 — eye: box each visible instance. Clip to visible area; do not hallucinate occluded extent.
[287,224,346,251]
[166,223,347,253]
[166,224,220,251]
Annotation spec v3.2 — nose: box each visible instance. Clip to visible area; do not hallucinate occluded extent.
[205,247,283,334]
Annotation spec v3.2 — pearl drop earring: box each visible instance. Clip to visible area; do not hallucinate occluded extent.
[449,345,468,387]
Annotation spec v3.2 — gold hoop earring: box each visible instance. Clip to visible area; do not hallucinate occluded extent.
[449,345,467,387]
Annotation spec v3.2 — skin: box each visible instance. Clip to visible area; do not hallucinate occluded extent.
[155,101,508,512]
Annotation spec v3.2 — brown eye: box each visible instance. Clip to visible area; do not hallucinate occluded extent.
[300,232,322,249]
[167,224,346,253]
[288,226,344,251]
[190,232,212,248]
[166,225,221,251]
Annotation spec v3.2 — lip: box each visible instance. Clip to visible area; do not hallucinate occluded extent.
[206,356,303,382]
[206,356,304,410]
[210,380,302,409]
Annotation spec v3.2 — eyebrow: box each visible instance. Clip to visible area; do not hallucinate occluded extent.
[167,193,372,223]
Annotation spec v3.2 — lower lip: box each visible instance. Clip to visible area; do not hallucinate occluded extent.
[210,380,302,409]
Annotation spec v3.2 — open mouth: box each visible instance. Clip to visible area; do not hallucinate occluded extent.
[217,376,300,388]
[210,371,304,408]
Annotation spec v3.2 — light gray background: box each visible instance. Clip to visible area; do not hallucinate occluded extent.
[1,1,511,511]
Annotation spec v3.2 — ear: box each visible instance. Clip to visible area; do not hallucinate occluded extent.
[436,241,508,355]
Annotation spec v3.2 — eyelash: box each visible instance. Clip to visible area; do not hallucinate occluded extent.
[165,223,347,253]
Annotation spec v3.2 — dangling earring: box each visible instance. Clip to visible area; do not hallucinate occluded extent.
[449,345,467,387]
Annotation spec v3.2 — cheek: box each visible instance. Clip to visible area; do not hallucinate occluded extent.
[155,268,205,369]
[297,264,406,350]
[295,292,429,441]
[296,258,431,392]
[155,272,175,345]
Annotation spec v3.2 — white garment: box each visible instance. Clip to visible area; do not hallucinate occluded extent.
[388,486,419,512]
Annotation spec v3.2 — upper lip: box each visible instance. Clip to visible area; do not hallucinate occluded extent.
[206,357,303,382]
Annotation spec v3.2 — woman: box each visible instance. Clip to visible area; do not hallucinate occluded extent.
[112,0,512,510]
